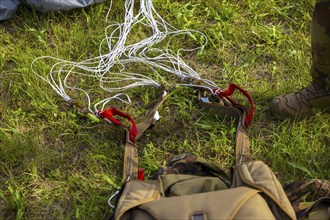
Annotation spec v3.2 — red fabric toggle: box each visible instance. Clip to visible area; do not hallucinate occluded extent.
[138,168,145,181]
[214,84,254,128]
[98,108,138,143]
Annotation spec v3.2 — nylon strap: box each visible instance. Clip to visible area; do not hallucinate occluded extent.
[185,77,252,164]
[122,132,139,181]
[215,84,252,163]
[199,101,250,164]
[98,108,139,180]
[118,80,252,180]
[122,88,167,181]
[136,88,167,139]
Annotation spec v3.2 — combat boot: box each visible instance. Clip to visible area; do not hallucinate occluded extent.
[270,82,330,119]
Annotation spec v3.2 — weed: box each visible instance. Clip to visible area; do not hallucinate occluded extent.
[0,0,329,219]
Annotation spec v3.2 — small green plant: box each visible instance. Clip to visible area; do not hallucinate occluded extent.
[0,0,328,219]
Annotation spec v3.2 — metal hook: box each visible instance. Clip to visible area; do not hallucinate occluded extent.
[108,190,120,210]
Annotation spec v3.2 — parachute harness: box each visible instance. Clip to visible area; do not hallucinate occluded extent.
[32,0,254,180]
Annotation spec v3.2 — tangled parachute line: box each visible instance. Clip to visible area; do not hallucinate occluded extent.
[31,0,220,115]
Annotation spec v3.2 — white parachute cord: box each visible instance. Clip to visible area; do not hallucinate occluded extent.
[105,0,113,22]
[99,73,160,92]
[94,93,132,112]
[31,0,222,114]
[31,56,71,102]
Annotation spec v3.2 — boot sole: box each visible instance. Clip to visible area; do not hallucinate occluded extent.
[272,106,330,120]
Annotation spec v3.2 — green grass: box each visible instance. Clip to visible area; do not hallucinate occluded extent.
[1,0,329,219]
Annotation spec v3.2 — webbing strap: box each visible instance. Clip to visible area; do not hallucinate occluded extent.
[121,88,167,181]
[98,108,139,180]
[122,133,139,181]
[113,81,252,180]
[235,120,250,164]
[186,78,253,164]
[136,89,167,139]
[215,84,252,163]
[199,101,250,164]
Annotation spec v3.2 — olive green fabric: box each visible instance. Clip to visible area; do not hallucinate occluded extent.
[231,161,296,220]
[306,203,330,220]
[159,174,228,197]
[300,198,330,220]
[114,161,297,220]
[137,187,275,220]
[311,0,330,89]
[114,180,160,220]
[117,184,276,220]
[307,204,330,220]
[152,153,231,186]
[284,179,330,217]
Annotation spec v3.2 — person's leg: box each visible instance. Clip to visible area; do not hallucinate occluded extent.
[270,0,330,119]
[311,0,330,89]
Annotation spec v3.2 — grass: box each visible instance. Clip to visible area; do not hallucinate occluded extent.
[1,0,329,219]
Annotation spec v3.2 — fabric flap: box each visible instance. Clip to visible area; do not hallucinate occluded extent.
[233,160,296,220]
[115,180,160,220]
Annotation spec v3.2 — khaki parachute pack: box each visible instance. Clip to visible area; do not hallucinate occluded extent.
[101,81,330,220]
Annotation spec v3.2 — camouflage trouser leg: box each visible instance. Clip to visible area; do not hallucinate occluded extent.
[284,179,330,218]
[311,0,330,89]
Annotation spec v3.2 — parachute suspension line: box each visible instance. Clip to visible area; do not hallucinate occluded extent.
[31,0,220,117]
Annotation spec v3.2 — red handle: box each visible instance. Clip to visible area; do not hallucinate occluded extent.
[99,108,137,143]
[214,84,254,127]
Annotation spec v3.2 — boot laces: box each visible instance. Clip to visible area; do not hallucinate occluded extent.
[294,83,329,103]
